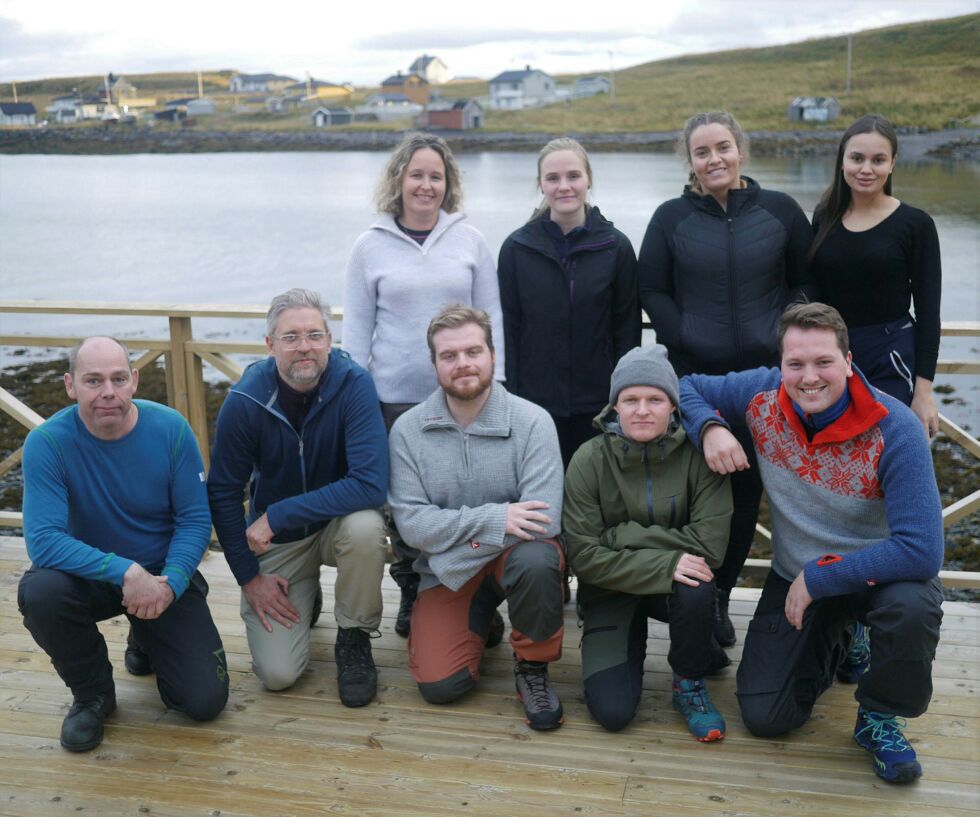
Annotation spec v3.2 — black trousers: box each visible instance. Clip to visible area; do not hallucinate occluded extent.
[579,580,717,732]
[381,401,421,590]
[551,413,600,471]
[18,567,228,721]
[714,421,764,592]
[736,571,943,737]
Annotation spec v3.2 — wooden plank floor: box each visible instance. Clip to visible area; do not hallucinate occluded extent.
[0,536,977,817]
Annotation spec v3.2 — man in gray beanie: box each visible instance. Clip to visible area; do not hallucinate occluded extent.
[563,344,733,741]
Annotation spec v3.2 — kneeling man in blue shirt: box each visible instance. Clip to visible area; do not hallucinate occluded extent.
[20,336,228,752]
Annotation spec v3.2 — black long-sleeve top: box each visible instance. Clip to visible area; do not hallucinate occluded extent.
[811,202,942,381]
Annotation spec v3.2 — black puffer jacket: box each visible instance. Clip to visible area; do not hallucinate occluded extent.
[498,207,640,416]
[637,177,814,376]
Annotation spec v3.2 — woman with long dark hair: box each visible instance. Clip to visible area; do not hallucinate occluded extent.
[638,111,814,648]
[810,113,941,438]
[497,137,640,468]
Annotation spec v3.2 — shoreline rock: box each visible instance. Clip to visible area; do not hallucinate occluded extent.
[1,126,976,159]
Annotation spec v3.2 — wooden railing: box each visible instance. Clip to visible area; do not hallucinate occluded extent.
[1,300,978,588]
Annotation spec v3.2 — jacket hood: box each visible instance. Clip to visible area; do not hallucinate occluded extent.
[510,205,619,258]
[593,402,688,465]
[682,175,760,218]
[370,209,467,251]
[230,349,357,417]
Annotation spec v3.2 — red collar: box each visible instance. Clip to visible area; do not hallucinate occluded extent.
[777,375,888,446]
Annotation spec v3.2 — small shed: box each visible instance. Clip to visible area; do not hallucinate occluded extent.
[0,103,36,126]
[787,96,841,123]
[311,107,354,127]
[418,99,483,130]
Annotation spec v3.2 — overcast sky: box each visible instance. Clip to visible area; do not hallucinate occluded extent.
[1,0,976,87]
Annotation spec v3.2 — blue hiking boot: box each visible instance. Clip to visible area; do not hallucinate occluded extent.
[837,621,870,684]
[854,707,922,783]
[672,676,725,742]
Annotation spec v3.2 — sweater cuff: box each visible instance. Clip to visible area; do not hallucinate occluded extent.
[802,554,850,600]
[104,555,134,587]
[162,564,191,599]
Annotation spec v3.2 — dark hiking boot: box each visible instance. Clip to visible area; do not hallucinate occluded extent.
[60,690,117,752]
[124,626,153,676]
[837,621,871,684]
[394,583,418,637]
[486,609,505,648]
[706,635,732,675]
[311,583,323,628]
[713,587,736,647]
[514,656,563,730]
[335,627,378,708]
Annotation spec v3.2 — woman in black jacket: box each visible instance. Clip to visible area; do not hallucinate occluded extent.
[498,137,640,468]
[638,111,814,647]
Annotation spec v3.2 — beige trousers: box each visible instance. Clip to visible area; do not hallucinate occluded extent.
[240,509,387,691]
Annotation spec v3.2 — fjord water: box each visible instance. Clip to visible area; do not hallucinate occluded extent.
[1,151,976,421]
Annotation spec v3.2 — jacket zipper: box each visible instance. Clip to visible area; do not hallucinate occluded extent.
[727,214,743,364]
[643,447,654,525]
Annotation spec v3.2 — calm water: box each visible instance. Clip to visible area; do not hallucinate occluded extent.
[1,151,976,420]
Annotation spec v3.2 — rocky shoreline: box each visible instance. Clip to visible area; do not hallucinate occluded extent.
[1,355,976,600]
[1,125,977,158]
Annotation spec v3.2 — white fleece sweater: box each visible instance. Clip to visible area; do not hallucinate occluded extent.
[342,210,504,404]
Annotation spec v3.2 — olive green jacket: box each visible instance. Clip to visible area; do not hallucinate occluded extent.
[563,407,732,597]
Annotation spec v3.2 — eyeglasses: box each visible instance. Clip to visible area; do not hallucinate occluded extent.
[271,331,330,350]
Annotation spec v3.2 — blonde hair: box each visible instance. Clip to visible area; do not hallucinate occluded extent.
[529,136,593,222]
[374,132,463,216]
[678,111,749,193]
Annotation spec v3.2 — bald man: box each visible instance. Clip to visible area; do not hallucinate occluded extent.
[19,336,228,753]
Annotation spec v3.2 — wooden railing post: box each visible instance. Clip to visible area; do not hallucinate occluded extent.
[165,316,210,468]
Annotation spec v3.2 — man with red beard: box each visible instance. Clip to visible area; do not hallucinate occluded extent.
[388,305,566,730]
[208,288,388,708]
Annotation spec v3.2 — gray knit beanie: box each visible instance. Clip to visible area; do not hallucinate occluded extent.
[609,344,679,408]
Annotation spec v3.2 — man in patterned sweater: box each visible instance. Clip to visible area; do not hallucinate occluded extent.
[679,302,943,784]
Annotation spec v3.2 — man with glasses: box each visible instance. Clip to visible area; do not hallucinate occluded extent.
[208,288,389,706]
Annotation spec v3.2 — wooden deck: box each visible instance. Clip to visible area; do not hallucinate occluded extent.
[0,536,977,817]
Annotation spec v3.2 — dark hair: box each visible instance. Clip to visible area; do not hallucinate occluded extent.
[777,302,849,358]
[809,114,899,264]
[678,111,749,193]
[426,304,494,361]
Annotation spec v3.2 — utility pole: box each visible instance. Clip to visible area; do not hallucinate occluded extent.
[197,70,204,99]
[846,34,852,94]
[11,81,17,102]
[608,50,615,102]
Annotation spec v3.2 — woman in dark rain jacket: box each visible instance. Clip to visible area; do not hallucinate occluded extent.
[498,137,640,468]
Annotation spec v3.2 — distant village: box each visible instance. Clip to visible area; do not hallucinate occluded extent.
[0,56,625,131]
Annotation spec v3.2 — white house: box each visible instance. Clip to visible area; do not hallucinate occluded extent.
[488,66,556,110]
[229,73,297,93]
[46,95,79,123]
[355,93,424,122]
[787,96,842,123]
[0,103,36,126]
[572,76,611,98]
[408,55,451,85]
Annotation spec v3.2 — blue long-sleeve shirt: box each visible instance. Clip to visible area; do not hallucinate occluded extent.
[679,366,943,598]
[22,400,211,599]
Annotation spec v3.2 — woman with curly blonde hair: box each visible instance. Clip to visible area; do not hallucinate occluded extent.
[344,132,504,637]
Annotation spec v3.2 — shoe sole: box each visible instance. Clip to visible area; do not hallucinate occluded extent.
[516,693,564,731]
[695,729,725,742]
[854,737,922,783]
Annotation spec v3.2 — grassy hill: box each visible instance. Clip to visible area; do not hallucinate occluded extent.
[484,13,979,132]
[3,13,977,133]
